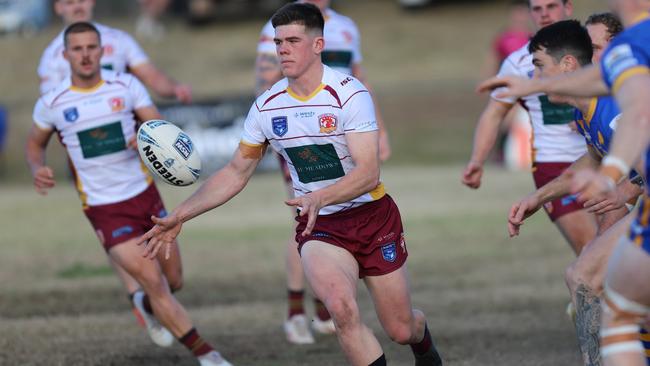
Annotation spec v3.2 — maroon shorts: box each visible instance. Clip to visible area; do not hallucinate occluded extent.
[83,184,167,252]
[295,194,408,278]
[532,162,582,222]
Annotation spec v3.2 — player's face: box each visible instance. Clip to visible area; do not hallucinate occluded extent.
[55,0,95,24]
[64,31,103,80]
[274,24,324,79]
[587,23,611,64]
[529,0,573,29]
[532,48,565,79]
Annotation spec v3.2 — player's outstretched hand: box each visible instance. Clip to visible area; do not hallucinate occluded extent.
[137,214,183,260]
[508,194,542,237]
[570,169,616,206]
[32,166,56,195]
[582,188,625,215]
[174,84,193,104]
[286,193,324,237]
[462,160,483,189]
[476,75,536,99]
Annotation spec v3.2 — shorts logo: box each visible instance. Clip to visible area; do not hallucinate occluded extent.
[312,232,330,238]
[381,242,397,263]
[272,116,288,137]
[112,225,134,239]
[319,113,338,134]
[158,209,168,218]
[63,107,79,122]
[173,132,193,160]
[561,194,578,207]
[109,97,125,112]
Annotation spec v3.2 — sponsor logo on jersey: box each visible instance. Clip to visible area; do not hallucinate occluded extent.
[272,116,288,137]
[294,111,315,119]
[173,132,193,160]
[340,77,353,87]
[603,44,639,82]
[109,97,125,112]
[318,113,338,134]
[381,242,397,262]
[63,107,79,122]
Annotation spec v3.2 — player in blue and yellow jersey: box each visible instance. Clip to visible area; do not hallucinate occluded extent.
[476,3,650,364]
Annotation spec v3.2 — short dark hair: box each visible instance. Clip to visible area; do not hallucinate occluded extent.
[528,20,593,66]
[585,12,623,40]
[271,3,324,35]
[528,0,570,6]
[63,22,101,48]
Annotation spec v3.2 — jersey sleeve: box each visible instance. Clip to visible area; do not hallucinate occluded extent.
[490,56,524,105]
[341,91,377,133]
[256,21,276,55]
[128,76,154,109]
[241,103,267,145]
[573,108,587,139]
[37,47,61,94]
[601,40,650,93]
[349,21,363,65]
[32,98,54,131]
[121,32,150,68]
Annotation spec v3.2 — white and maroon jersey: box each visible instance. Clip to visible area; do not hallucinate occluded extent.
[33,70,153,207]
[241,65,382,215]
[257,8,362,76]
[491,43,586,163]
[38,23,149,94]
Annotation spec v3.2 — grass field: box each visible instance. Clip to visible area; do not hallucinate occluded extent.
[0,166,583,365]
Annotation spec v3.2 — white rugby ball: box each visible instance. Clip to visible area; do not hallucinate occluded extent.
[137,119,201,186]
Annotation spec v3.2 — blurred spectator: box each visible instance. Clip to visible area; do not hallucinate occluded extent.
[135,0,170,41]
[0,105,6,176]
[0,0,50,37]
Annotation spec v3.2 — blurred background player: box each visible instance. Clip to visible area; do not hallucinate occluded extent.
[135,0,171,41]
[38,0,192,329]
[462,0,598,257]
[25,22,231,366]
[481,0,533,169]
[255,0,392,344]
[39,0,191,102]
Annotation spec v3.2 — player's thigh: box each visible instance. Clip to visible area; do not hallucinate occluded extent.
[606,238,650,305]
[108,238,165,286]
[554,209,597,253]
[363,264,414,329]
[300,240,359,307]
[572,213,634,288]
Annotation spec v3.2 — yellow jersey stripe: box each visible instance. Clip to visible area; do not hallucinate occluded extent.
[585,97,598,126]
[613,66,650,94]
[286,83,325,102]
[369,182,386,200]
[70,80,106,93]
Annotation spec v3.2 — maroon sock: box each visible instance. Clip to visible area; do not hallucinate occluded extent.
[288,289,305,318]
[179,328,214,357]
[410,324,433,355]
[142,293,154,315]
[314,298,332,321]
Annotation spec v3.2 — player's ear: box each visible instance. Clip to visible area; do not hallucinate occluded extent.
[313,35,324,54]
[561,55,578,72]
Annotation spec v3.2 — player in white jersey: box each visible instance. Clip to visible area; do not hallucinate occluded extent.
[256,0,391,344]
[38,0,191,102]
[462,0,598,256]
[139,4,442,365]
[25,23,230,366]
[39,0,192,328]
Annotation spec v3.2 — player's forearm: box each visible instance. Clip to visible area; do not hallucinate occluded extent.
[536,153,599,203]
[25,140,47,175]
[173,163,251,223]
[315,164,380,209]
[469,103,508,164]
[617,179,644,204]
[541,66,609,98]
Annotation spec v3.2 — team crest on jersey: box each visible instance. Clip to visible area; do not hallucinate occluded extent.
[63,107,79,122]
[173,132,193,160]
[381,242,397,263]
[318,113,338,134]
[272,116,288,137]
[103,44,114,56]
[109,97,125,112]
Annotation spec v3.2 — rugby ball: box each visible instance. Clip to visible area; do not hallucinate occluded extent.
[137,120,201,186]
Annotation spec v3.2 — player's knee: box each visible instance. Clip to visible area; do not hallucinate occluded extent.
[386,323,413,345]
[166,272,183,292]
[325,295,359,331]
[600,285,650,360]
[564,261,580,293]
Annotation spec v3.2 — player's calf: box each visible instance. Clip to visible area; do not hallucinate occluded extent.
[601,284,650,366]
